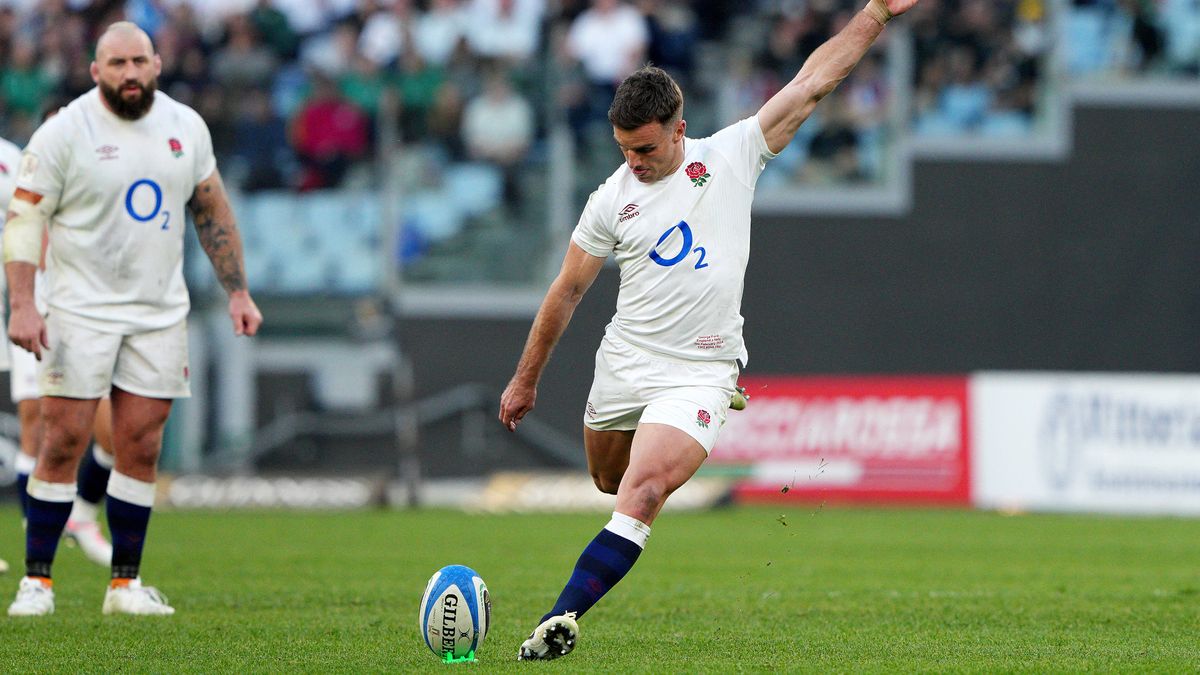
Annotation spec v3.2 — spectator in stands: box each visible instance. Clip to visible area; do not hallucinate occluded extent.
[638,0,699,87]
[939,45,991,130]
[196,83,237,163]
[426,80,467,159]
[804,97,866,183]
[565,0,648,142]
[461,67,535,208]
[340,54,391,120]
[159,45,210,107]
[251,0,300,60]
[359,0,414,67]
[302,20,360,78]
[465,0,544,64]
[271,0,358,37]
[909,0,1048,136]
[567,0,647,90]
[1,39,55,120]
[211,14,279,89]
[232,88,293,192]
[714,47,783,125]
[290,74,371,191]
[414,0,468,67]
[395,47,449,141]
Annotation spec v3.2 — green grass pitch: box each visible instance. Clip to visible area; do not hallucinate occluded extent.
[1,505,1197,672]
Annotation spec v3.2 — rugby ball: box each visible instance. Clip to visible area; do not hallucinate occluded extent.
[419,564,491,661]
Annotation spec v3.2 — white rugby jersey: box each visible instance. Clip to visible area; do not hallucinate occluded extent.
[572,116,777,364]
[0,136,21,212]
[0,136,20,370]
[16,88,216,333]
[0,137,50,316]
[0,136,22,253]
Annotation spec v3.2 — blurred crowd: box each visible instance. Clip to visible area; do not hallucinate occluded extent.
[1068,0,1200,76]
[1,0,1195,194]
[0,0,1196,284]
[909,0,1048,137]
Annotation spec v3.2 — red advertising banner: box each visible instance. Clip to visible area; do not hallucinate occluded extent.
[710,376,971,505]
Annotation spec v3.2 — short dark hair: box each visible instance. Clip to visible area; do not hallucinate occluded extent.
[607,66,683,130]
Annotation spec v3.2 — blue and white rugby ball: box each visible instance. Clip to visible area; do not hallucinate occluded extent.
[419,564,491,661]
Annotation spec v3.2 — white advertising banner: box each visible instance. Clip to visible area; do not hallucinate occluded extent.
[972,372,1200,515]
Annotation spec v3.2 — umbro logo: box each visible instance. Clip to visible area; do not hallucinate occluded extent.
[95,145,119,160]
[618,203,640,222]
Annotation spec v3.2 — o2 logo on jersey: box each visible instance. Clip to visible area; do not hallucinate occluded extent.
[125,179,171,231]
[648,220,708,270]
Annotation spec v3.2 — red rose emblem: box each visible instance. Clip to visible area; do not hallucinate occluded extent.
[697,409,711,425]
[686,162,706,180]
[169,138,183,157]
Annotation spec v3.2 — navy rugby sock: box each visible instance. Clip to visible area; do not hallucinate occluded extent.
[541,513,650,622]
[14,453,35,520]
[24,481,76,579]
[76,444,113,507]
[16,472,30,519]
[106,472,155,579]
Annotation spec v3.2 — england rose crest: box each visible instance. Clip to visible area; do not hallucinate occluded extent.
[685,161,710,187]
[169,137,183,158]
[696,409,711,429]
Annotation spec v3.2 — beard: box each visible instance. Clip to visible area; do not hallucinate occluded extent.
[99,78,157,120]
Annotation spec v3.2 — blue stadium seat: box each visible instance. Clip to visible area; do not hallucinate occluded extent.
[1066,7,1112,75]
[1162,0,1200,69]
[403,190,466,244]
[914,111,968,136]
[442,163,503,217]
[979,111,1032,137]
[337,243,383,294]
[938,84,991,129]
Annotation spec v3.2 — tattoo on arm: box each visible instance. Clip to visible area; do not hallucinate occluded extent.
[188,175,248,293]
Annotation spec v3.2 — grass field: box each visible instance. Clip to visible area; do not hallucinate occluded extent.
[0,505,1197,672]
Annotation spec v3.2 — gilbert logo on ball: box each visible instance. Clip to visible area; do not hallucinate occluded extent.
[419,564,491,663]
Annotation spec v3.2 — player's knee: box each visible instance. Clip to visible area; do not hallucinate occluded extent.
[591,470,621,495]
[623,478,668,517]
[117,435,163,469]
[41,424,91,458]
[35,430,89,478]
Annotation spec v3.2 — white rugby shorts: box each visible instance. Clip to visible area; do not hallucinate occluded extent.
[40,313,191,399]
[583,333,739,454]
[9,340,40,402]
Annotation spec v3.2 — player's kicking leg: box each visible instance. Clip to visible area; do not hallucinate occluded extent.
[100,387,174,616]
[518,423,706,660]
[64,397,115,565]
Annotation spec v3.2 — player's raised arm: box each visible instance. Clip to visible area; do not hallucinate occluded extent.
[758,0,918,154]
[499,242,606,432]
[186,168,263,337]
[4,188,53,358]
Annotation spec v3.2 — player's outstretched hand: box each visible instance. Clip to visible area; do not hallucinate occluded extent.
[499,378,536,432]
[229,290,263,337]
[8,306,48,360]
